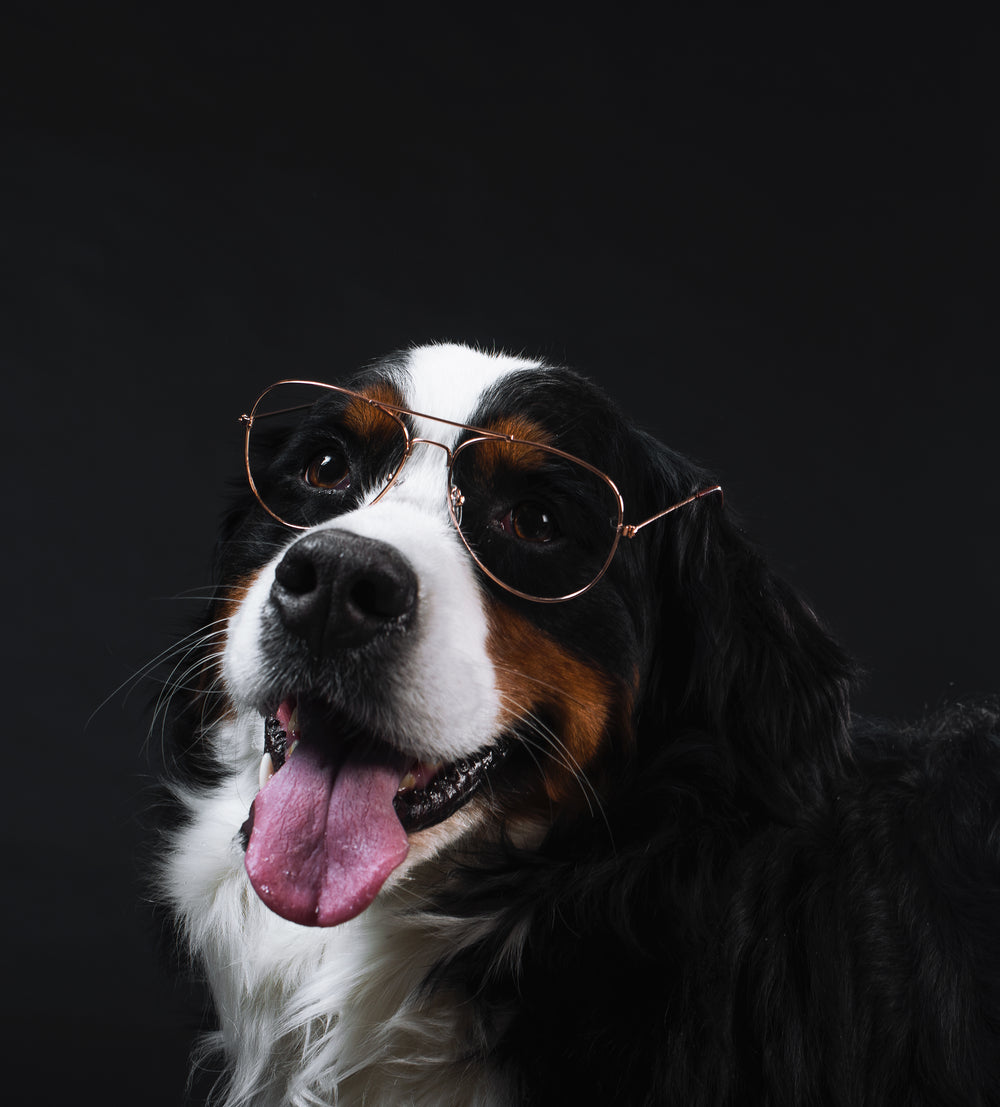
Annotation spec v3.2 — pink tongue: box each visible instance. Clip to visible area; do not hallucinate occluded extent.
[244,735,409,927]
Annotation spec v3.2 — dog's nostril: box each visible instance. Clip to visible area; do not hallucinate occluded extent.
[349,571,415,621]
[274,549,318,596]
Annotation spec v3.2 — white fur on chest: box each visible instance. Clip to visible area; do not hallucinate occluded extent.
[164,737,516,1107]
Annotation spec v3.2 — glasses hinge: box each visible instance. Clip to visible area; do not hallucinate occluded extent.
[449,485,465,525]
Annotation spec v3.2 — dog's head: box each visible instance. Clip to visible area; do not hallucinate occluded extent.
[186,343,852,928]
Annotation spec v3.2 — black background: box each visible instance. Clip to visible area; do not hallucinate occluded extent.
[2,4,995,1103]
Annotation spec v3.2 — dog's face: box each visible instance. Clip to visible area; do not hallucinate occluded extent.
[208,344,693,928]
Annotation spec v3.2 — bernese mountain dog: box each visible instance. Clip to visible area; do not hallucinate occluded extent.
[159,343,1000,1106]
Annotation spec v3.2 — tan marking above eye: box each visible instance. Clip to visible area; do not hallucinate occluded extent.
[484,415,552,444]
[341,384,406,444]
[465,415,554,479]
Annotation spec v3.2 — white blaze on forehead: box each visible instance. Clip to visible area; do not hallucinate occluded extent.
[401,344,541,443]
[371,344,542,521]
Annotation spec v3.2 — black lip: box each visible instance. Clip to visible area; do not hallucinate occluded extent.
[393,739,509,833]
[252,709,509,838]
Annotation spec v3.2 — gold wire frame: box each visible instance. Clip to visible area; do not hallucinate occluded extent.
[240,380,723,604]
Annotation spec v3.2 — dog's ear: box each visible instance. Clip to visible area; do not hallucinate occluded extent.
[634,434,855,809]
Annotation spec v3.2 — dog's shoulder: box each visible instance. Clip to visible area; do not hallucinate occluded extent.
[426,705,1000,1104]
[847,698,1000,859]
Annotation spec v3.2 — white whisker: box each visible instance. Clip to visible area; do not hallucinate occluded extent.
[89,617,232,729]
[497,690,612,839]
[136,624,231,760]
[492,660,608,713]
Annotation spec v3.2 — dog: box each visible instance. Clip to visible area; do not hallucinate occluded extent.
[159,343,1000,1106]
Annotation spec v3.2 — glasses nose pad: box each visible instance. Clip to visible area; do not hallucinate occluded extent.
[449,484,465,527]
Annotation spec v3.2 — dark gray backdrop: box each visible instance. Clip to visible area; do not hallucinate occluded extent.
[2,5,995,1104]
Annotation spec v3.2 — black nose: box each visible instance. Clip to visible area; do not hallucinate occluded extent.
[270,531,418,655]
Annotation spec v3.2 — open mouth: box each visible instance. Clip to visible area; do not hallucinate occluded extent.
[240,695,506,928]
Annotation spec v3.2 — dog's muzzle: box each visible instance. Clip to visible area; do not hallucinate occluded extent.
[238,527,510,928]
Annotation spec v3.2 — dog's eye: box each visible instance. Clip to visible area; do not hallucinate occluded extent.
[501,502,560,543]
[303,448,351,491]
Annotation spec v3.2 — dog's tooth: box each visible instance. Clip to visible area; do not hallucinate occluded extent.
[287,705,300,736]
[398,771,417,793]
[258,751,274,791]
[287,739,299,759]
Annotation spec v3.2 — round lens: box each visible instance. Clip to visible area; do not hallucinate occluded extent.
[246,382,408,529]
[450,438,622,600]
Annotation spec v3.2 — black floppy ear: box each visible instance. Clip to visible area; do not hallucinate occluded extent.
[636,437,855,809]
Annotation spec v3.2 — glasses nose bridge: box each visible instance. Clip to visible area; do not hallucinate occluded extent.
[406,434,456,467]
[382,434,459,504]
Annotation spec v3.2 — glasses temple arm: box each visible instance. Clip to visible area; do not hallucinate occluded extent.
[622,484,723,539]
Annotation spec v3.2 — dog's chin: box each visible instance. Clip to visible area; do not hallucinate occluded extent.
[238,693,509,928]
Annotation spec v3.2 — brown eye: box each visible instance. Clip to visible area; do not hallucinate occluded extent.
[503,502,559,543]
[303,448,351,491]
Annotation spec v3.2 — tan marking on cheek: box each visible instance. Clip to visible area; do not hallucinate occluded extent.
[207,570,267,721]
[487,605,623,803]
[213,571,258,627]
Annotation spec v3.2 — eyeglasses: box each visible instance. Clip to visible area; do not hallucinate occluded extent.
[240,381,722,603]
